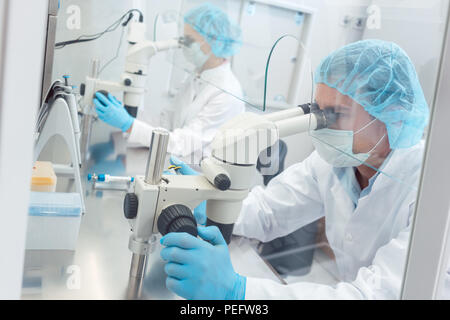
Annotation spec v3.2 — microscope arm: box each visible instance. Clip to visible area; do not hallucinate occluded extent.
[81,39,179,113]
[81,78,144,112]
[125,39,180,73]
[207,106,319,171]
[124,105,336,279]
[129,175,248,248]
[81,20,180,116]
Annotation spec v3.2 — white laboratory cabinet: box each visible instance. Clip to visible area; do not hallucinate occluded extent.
[0,0,48,299]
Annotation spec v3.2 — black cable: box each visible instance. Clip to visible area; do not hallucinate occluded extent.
[55,9,144,49]
[56,18,121,49]
[55,14,124,49]
[98,26,126,75]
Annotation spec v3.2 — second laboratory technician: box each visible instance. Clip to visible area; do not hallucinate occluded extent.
[159,39,435,300]
[93,3,245,165]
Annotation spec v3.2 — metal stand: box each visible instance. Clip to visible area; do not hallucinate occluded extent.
[126,274,145,300]
[127,130,169,283]
[80,59,100,163]
[35,84,85,213]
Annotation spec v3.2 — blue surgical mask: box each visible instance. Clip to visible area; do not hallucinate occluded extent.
[182,42,210,70]
[310,119,386,168]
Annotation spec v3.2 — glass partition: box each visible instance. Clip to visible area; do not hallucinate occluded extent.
[251,0,448,299]
[436,229,450,299]
[158,0,314,112]
[22,0,450,300]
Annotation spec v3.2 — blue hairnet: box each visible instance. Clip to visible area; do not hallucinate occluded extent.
[315,39,429,149]
[184,3,243,58]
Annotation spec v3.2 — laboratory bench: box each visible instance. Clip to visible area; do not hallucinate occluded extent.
[21,125,338,300]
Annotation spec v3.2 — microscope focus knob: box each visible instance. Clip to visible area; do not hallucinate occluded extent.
[214,174,231,191]
[80,83,86,96]
[124,193,138,219]
[157,205,198,237]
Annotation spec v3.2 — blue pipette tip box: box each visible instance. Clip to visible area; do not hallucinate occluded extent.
[29,192,82,217]
[26,192,82,250]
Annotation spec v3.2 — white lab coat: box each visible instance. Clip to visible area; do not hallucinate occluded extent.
[234,141,428,299]
[128,62,245,165]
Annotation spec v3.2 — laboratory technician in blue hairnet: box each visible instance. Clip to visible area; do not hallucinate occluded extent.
[93,4,245,165]
[158,39,441,300]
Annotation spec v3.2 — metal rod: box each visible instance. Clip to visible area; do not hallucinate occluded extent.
[129,253,148,279]
[126,274,144,300]
[145,129,170,185]
[80,59,100,162]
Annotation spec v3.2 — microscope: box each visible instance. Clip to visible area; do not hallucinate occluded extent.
[123,103,336,280]
[79,18,181,118]
[78,17,181,161]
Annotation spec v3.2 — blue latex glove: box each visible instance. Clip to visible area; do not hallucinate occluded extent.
[169,156,199,175]
[193,201,206,225]
[160,226,246,300]
[94,92,134,132]
[170,156,207,225]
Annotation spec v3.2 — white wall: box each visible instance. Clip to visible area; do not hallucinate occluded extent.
[0,0,48,299]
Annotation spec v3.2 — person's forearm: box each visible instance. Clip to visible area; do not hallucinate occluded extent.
[127,119,154,147]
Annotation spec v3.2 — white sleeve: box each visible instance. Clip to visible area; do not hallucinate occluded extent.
[167,92,242,158]
[244,223,412,300]
[233,152,325,243]
[127,119,155,147]
[128,93,242,159]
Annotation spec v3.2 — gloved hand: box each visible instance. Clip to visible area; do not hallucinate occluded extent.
[170,156,207,225]
[169,156,199,175]
[94,92,134,132]
[160,226,246,300]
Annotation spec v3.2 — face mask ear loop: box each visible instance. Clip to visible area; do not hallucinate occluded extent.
[366,133,387,154]
[354,118,378,135]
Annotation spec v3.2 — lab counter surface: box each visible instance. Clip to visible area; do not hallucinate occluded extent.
[21,127,284,300]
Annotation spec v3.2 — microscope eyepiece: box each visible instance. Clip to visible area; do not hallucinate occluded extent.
[313,107,337,130]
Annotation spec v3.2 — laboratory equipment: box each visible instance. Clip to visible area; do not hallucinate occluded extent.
[122,103,336,281]
[26,192,82,250]
[41,0,59,103]
[35,80,85,213]
[87,172,134,193]
[0,0,49,299]
[79,13,182,159]
[88,173,134,184]
[31,161,57,192]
